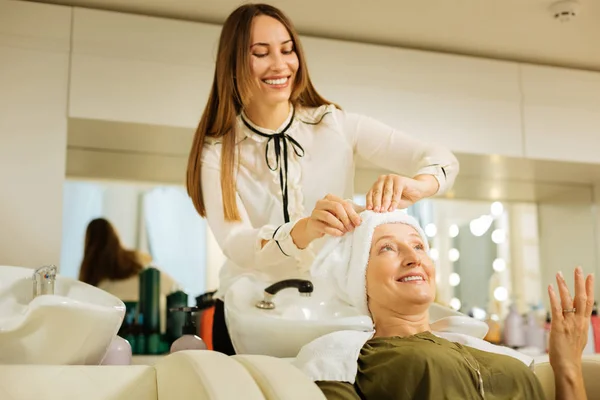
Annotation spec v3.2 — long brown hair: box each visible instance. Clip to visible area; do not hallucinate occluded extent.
[78,218,144,286]
[186,3,335,221]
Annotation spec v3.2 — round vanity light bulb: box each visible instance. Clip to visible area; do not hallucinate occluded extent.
[449,272,461,287]
[425,223,437,238]
[491,229,506,244]
[491,201,504,217]
[450,298,462,311]
[448,248,460,262]
[429,248,439,261]
[494,286,508,302]
[472,307,487,320]
[492,258,506,272]
[449,224,459,238]
[470,215,493,237]
[490,314,500,321]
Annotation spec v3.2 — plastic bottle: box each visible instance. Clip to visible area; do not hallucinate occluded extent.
[544,312,551,353]
[525,307,545,352]
[503,304,526,349]
[101,336,132,365]
[170,307,207,353]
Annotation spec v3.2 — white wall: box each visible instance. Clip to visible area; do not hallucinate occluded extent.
[537,201,597,311]
[0,0,71,268]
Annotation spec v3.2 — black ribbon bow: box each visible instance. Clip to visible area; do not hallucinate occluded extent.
[241,110,304,223]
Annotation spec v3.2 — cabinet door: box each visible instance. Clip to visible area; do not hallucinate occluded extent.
[303,37,524,157]
[69,8,220,128]
[521,65,600,163]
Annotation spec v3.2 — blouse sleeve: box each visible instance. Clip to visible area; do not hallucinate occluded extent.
[336,110,459,195]
[200,146,313,271]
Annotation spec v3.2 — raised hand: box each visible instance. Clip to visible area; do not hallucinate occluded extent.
[547,266,594,400]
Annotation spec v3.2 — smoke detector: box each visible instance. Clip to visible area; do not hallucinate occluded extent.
[549,0,582,22]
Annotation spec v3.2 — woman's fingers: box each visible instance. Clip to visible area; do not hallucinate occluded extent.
[388,182,404,211]
[556,271,574,312]
[340,200,362,227]
[367,174,423,212]
[573,266,588,317]
[365,188,373,211]
[312,220,344,237]
[380,176,395,212]
[548,284,564,324]
[369,177,385,212]
[321,195,356,231]
[313,208,346,233]
[585,273,595,316]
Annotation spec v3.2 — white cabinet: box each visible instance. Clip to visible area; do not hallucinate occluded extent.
[303,37,524,157]
[69,8,221,128]
[521,65,600,163]
[67,6,600,164]
[69,8,524,157]
[0,0,71,266]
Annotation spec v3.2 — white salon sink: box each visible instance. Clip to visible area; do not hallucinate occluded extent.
[225,276,372,358]
[0,265,126,365]
[225,277,489,358]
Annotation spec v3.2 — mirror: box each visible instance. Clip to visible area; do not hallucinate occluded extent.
[60,178,210,304]
[63,117,599,325]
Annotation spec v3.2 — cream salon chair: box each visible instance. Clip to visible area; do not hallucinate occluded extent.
[2,350,600,400]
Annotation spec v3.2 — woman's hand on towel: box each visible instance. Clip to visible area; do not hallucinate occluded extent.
[291,195,361,249]
[547,266,594,377]
[366,174,439,212]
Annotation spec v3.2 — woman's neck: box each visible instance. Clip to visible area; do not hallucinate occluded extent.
[372,310,431,338]
[243,101,291,131]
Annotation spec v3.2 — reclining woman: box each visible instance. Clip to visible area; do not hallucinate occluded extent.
[294,210,593,400]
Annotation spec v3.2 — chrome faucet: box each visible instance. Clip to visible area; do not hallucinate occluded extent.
[32,265,58,298]
[255,279,314,310]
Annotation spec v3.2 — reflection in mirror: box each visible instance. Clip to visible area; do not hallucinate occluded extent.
[412,199,541,323]
[60,179,207,305]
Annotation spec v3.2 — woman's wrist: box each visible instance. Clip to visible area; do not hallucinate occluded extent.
[290,218,317,250]
[413,174,440,198]
[555,371,586,400]
[552,362,583,381]
[552,361,586,399]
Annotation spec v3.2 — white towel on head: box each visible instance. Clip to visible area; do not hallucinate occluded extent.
[310,209,428,317]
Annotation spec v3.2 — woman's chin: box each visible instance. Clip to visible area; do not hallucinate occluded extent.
[408,292,435,306]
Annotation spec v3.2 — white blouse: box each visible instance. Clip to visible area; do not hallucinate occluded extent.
[201,104,459,299]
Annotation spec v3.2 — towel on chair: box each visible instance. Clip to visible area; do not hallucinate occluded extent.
[293,209,533,383]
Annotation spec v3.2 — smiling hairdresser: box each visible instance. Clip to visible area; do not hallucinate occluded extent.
[186,3,459,355]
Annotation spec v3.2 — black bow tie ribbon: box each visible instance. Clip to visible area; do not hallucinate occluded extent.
[241,110,304,223]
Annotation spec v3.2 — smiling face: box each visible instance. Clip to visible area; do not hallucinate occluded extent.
[366,223,436,316]
[247,15,299,108]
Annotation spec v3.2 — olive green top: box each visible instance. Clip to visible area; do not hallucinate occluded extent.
[316,331,544,400]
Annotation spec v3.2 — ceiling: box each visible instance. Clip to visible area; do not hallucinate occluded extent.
[30,0,600,72]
